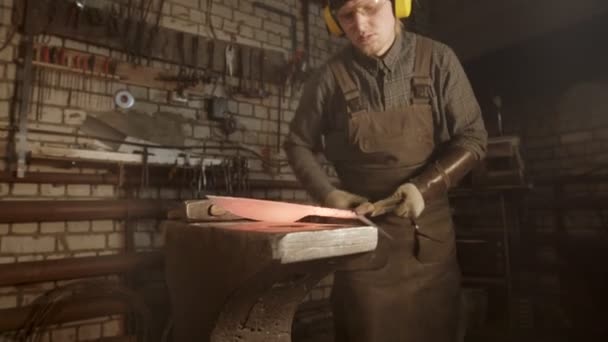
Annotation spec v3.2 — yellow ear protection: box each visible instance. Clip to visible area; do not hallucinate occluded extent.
[324,0,412,36]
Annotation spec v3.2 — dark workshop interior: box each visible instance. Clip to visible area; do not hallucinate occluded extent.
[0,0,607,341]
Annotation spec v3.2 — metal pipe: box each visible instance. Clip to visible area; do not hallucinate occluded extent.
[0,171,120,185]
[0,171,309,189]
[0,200,176,223]
[0,252,163,287]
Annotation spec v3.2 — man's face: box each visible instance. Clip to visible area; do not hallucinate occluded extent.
[335,0,396,57]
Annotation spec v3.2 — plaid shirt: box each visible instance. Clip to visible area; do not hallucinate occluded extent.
[284,30,488,201]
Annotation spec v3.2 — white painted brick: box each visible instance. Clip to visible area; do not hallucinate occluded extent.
[0,295,17,309]
[1,236,55,253]
[172,0,197,7]
[0,82,13,99]
[0,101,9,119]
[98,250,119,256]
[182,123,193,136]
[78,324,102,340]
[160,105,196,120]
[132,100,159,114]
[74,251,96,258]
[239,25,254,39]
[107,233,124,249]
[91,220,114,232]
[190,8,205,23]
[67,221,90,233]
[64,109,87,125]
[240,116,262,131]
[254,28,268,42]
[41,184,66,197]
[239,102,254,116]
[38,106,63,124]
[0,183,8,196]
[171,4,190,19]
[161,16,198,34]
[65,235,106,250]
[149,89,168,103]
[283,110,295,122]
[88,45,110,56]
[0,257,15,264]
[266,32,282,47]
[0,224,8,234]
[234,35,261,48]
[11,223,38,234]
[209,16,223,29]
[6,63,17,81]
[44,88,70,106]
[92,185,115,197]
[134,232,152,247]
[264,21,288,35]
[52,327,77,342]
[40,222,66,234]
[127,85,148,100]
[281,37,292,50]
[65,39,87,51]
[193,125,210,138]
[254,105,268,118]
[212,3,234,19]
[0,44,13,62]
[67,184,91,197]
[11,183,38,196]
[223,20,240,34]
[46,253,69,260]
[102,320,122,337]
[235,11,261,28]
[17,255,44,262]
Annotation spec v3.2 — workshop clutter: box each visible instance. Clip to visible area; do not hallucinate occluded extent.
[29,44,119,111]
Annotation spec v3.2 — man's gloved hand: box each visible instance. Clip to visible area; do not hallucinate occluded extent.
[369,183,425,219]
[323,189,371,211]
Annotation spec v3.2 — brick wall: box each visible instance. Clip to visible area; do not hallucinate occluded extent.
[0,0,346,339]
[464,14,608,332]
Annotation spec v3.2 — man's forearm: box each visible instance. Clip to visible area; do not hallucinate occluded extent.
[410,146,478,202]
[285,143,335,202]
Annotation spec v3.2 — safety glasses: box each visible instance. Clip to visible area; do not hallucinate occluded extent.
[336,0,389,25]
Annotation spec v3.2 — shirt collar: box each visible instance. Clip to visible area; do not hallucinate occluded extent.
[350,29,414,75]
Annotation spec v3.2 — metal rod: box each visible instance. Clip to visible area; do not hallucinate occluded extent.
[14,0,37,178]
[0,170,310,189]
[0,199,176,223]
[0,252,163,287]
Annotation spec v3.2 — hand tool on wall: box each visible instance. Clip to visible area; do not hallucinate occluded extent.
[225,43,235,77]
[14,0,37,178]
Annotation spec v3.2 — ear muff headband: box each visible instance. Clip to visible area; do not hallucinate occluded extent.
[323,6,343,36]
[324,0,412,36]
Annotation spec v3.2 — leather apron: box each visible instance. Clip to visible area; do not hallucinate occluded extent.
[324,37,461,342]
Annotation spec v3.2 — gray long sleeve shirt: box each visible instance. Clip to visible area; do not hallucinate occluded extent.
[284,30,487,202]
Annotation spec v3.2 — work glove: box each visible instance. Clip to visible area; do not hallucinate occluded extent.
[323,189,371,211]
[368,183,425,219]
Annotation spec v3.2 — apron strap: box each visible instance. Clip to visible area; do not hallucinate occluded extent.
[330,61,363,114]
[412,36,434,105]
